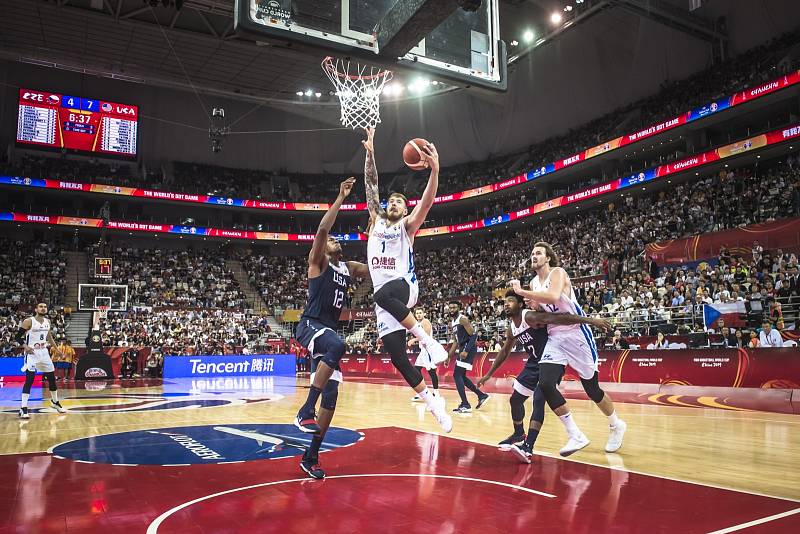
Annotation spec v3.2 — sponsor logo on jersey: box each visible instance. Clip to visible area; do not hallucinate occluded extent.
[49,423,362,465]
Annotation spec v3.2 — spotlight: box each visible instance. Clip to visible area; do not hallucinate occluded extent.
[510,39,519,46]
[315,92,322,98]
[296,91,303,96]
[304,89,313,96]
[564,5,573,12]
[523,29,534,43]
[550,12,563,24]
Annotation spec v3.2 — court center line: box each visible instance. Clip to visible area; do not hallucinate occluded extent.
[146,473,556,533]
[706,507,800,533]
[389,425,800,504]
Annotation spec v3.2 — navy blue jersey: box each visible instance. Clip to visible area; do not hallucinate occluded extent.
[301,261,350,329]
[451,314,478,352]
[510,310,548,361]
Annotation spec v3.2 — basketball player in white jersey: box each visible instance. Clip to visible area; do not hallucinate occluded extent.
[510,242,627,455]
[17,302,68,419]
[362,127,452,432]
[409,307,440,401]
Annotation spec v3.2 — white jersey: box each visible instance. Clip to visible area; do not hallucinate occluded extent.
[530,268,585,336]
[26,317,51,350]
[367,216,417,292]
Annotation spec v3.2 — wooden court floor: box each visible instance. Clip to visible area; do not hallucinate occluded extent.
[1,377,799,532]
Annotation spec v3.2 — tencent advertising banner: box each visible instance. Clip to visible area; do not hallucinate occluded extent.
[3,70,798,213]
[163,354,295,378]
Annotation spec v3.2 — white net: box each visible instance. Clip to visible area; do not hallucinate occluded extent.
[322,57,393,130]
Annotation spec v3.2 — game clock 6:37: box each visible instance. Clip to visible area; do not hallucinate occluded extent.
[16,88,138,157]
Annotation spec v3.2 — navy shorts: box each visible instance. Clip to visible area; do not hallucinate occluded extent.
[513,359,563,397]
[295,319,342,371]
[455,349,477,371]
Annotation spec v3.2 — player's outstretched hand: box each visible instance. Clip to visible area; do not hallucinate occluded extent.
[23,345,34,355]
[589,317,613,331]
[509,279,522,294]
[420,142,439,172]
[339,177,356,199]
[361,127,375,153]
[477,375,490,387]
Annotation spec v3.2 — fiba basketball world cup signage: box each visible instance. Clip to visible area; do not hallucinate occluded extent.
[254,1,291,22]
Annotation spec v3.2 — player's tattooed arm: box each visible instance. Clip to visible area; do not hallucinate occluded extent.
[362,128,385,221]
[525,311,612,331]
[478,327,515,386]
[405,142,440,235]
[345,261,370,279]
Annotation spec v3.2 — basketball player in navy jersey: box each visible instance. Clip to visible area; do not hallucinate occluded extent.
[362,127,452,432]
[293,177,369,479]
[446,301,489,413]
[511,241,627,455]
[17,302,68,419]
[478,291,611,462]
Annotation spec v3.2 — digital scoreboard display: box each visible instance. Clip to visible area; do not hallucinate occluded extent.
[94,257,113,278]
[16,88,138,157]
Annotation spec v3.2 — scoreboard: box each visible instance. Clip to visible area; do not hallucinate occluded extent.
[16,89,138,157]
[94,257,113,278]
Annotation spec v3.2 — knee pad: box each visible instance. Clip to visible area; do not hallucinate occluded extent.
[373,280,411,321]
[532,387,546,424]
[22,371,35,393]
[44,372,57,391]
[320,335,346,369]
[320,380,339,411]
[580,372,605,403]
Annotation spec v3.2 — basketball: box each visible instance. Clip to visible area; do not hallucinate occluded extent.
[403,138,431,170]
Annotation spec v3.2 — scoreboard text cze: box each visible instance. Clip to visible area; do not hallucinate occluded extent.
[16,89,138,157]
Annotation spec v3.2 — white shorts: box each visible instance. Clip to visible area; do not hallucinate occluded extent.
[375,279,419,337]
[21,349,55,373]
[414,348,436,371]
[539,331,598,380]
[311,368,343,383]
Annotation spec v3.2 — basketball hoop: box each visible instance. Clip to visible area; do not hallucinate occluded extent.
[322,57,393,130]
[98,305,110,321]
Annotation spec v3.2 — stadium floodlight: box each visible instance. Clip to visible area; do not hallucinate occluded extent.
[304,89,313,96]
[296,91,303,96]
[550,12,563,24]
[523,30,534,43]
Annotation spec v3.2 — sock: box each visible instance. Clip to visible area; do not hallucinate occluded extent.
[419,388,438,409]
[306,434,323,460]
[558,412,581,438]
[21,393,29,408]
[525,427,541,447]
[513,422,524,436]
[433,388,439,396]
[301,386,322,415]
[50,390,58,403]
[608,411,620,427]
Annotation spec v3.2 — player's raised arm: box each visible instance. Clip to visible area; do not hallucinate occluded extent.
[524,310,612,331]
[308,177,356,277]
[405,142,439,235]
[477,327,515,387]
[362,127,384,222]
[509,268,566,305]
[345,260,370,279]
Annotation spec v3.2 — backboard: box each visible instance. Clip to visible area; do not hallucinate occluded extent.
[78,284,129,312]
[234,0,506,91]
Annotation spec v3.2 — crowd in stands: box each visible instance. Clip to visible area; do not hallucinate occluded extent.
[87,245,248,309]
[97,309,271,355]
[0,307,68,354]
[3,31,798,208]
[0,238,68,307]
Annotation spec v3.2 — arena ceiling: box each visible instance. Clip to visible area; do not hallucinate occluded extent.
[0,0,728,105]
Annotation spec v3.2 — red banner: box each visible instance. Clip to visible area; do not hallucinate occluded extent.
[339,348,800,389]
[646,217,800,264]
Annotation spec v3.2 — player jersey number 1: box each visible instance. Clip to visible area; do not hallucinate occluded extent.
[333,289,344,309]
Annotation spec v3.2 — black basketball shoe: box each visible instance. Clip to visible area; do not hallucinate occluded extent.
[498,432,526,451]
[294,408,321,433]
[300,456,326,480]
[510,442,533,464]
[19,407,30,419]
[476,393,491,409]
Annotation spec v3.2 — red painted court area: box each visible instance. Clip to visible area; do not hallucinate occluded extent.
[1,427,799,533]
